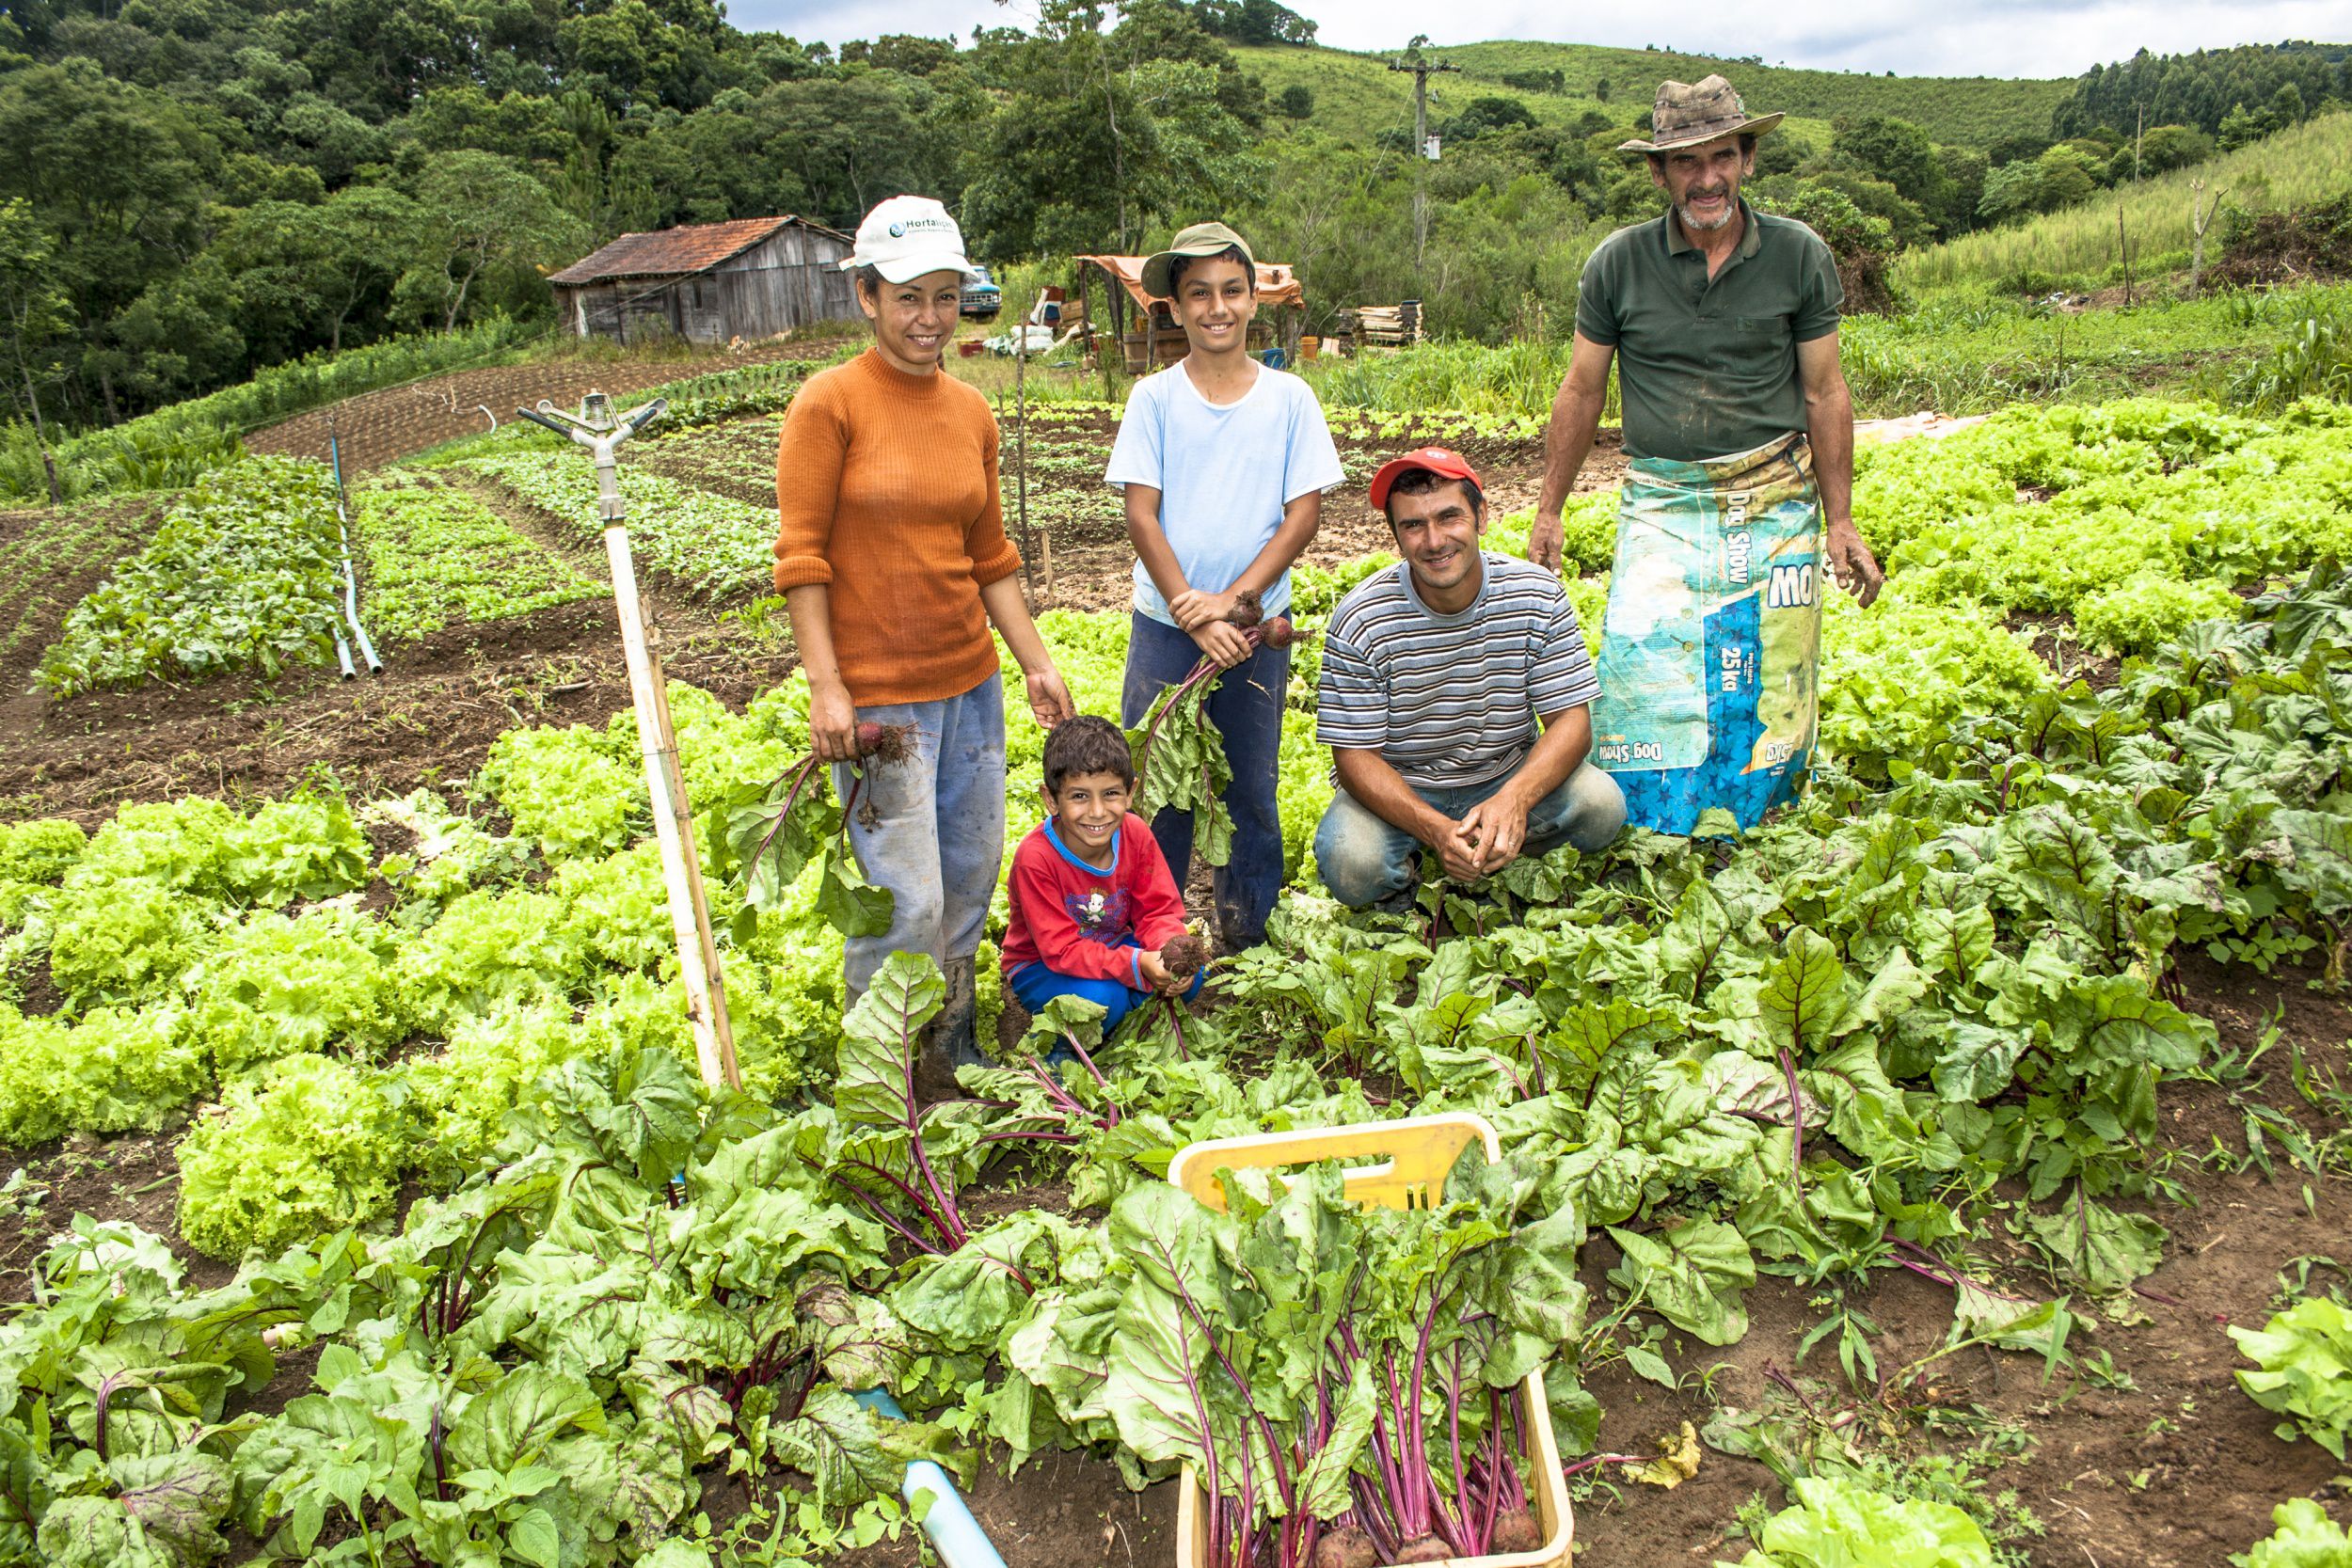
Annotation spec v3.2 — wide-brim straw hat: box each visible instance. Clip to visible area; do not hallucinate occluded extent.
[1617,74,1783,153]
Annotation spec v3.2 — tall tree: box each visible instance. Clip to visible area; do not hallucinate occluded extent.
[962,0,1264,257]
[0,199,73,502]
[0,59,217,420]
[399,150,583,331]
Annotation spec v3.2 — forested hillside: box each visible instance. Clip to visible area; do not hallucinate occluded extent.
[1238,40,2070,151]
[0,0,2346,443]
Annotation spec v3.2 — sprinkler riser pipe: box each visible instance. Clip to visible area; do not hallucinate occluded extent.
[852,1388,1009,1568]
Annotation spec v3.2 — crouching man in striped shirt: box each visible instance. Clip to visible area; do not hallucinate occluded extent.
[1313,447,1627,909]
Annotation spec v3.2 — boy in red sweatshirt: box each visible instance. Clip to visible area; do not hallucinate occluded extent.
[1001,716,1203,1034]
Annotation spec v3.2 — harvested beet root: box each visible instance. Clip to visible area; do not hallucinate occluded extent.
[1158,931,1209,980]
[1488,1510,1542,1553]
[854,721,917,765]
[1389,1537,1454,1563]
[1229,589,1264,628]
[1259,616,1297,650]
[1310,1527,1378,1568]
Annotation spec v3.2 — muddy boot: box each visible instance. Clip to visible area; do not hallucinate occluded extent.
[914,955,982,1105]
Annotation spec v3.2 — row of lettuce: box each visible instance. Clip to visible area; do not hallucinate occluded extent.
[32,394,2352,704]
[28,357,821,698]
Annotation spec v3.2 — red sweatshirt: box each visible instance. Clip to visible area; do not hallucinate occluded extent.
[1000,814,1189,989]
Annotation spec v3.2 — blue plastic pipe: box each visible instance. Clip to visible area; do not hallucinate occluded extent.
[852,1388,1009,1568]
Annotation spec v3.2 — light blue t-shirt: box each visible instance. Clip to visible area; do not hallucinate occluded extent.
[1104,362,1345,626]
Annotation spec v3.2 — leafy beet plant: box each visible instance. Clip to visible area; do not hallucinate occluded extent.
[1004,1144,1582,1568]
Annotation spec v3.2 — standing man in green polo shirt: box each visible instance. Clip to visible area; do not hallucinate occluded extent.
[1531,75,1883,836]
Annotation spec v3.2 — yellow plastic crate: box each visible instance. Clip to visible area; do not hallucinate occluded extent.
[1166,1113,1574,1568]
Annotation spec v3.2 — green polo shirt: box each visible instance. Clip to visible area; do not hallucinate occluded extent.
[1574,200,1842,462]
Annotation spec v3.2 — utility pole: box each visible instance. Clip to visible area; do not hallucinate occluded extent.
[1389,40,1459,276]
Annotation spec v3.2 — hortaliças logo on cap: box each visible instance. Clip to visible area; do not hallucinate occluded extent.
[887,222,906,237]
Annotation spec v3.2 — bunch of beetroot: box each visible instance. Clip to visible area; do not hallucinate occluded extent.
[719,719,919,937]
[1128,601,1305,858]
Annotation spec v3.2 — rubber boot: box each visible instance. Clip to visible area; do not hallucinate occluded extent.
[913,955,981,1105]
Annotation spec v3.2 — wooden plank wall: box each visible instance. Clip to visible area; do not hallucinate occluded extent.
[710,228,857,340]
[556,225,861,344]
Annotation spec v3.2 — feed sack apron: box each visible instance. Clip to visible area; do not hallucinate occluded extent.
[1589,431,1821,835]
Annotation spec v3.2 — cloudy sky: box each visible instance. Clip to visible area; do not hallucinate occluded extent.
[729,0,2352,79]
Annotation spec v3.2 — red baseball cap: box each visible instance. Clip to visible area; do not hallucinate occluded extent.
[1368,446,1484,511]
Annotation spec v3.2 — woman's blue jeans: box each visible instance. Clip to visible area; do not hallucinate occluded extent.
[834,672,1006,999]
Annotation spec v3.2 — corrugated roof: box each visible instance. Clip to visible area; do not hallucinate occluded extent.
[548,216,848,286]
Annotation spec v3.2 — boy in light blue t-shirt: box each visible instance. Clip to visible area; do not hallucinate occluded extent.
[1104,220,1344,948]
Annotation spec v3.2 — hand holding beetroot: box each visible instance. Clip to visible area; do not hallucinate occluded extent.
[807,679,860,763]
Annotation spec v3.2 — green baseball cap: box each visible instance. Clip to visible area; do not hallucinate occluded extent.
[1140,222,1257,300]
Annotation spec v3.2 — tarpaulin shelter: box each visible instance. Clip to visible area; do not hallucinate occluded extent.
[1070,254,1307,379]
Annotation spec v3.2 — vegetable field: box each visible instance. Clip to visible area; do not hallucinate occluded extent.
[2,380,2350,1568]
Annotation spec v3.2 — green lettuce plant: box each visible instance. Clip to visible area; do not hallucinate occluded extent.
[2232,1498,2352,1568]
[2233,1295,2352,1458]
[1730,1474,1995,1568]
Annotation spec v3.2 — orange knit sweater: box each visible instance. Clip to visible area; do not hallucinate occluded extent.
[773,350,1024,705]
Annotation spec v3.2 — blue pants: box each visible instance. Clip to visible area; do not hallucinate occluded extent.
[835,672,1007,998]
[1314,762,1626,909]
[1009,936,1207,1037]
[1120,610,1292,948]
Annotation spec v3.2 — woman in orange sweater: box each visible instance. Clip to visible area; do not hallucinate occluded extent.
[774,196,1074,1081]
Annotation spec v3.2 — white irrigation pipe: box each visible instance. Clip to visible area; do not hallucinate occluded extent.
[326,428,382,673]
[516,393,739,1092]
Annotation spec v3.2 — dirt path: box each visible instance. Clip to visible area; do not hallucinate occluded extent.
[242,333,850,473]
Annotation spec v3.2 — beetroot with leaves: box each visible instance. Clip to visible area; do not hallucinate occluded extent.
[854,721,917,764]
[1229,589,1264,628]
[1158,930,1208,981]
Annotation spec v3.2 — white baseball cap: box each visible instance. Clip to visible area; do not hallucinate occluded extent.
[841,195,981,284]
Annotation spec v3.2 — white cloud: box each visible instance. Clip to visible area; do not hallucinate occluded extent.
[733,0,2352,80]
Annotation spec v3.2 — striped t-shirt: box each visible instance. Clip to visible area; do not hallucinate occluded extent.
[1316,554,1601,790]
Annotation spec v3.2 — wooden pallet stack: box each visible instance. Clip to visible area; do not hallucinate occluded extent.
[1345,301,1423,348]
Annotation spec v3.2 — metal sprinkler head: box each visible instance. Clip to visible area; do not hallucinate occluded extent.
[516,391,666,450]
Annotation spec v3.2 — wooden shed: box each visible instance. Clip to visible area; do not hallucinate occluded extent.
[548,216,858,345]
[1068,255,1308,378]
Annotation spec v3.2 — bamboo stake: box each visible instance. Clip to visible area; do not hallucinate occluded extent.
[1015,314,1038,601]
[601,491,741,1092]
[521,394,739,1091]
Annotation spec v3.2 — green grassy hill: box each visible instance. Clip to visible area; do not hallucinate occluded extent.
[1897,109,2352,292]
[1237,41,2071,152]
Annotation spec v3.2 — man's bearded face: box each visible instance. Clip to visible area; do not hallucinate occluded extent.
[1651,137,1754,233]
